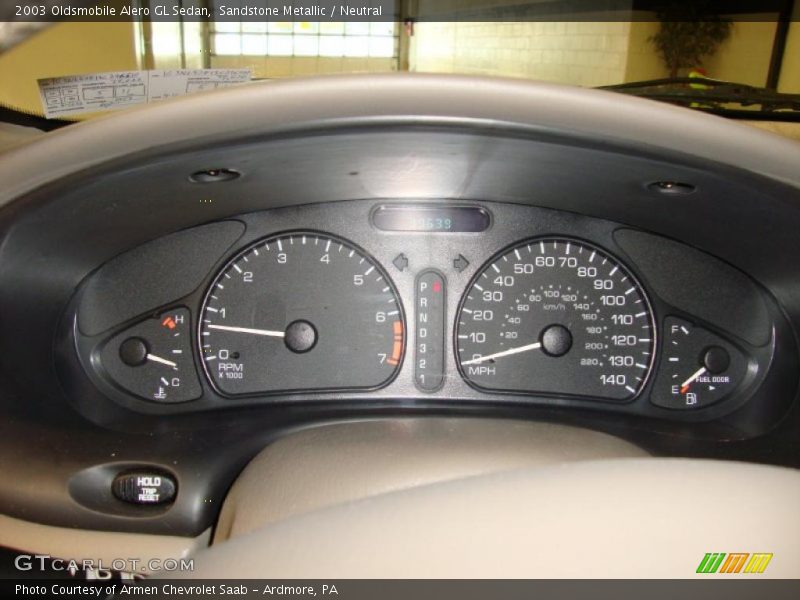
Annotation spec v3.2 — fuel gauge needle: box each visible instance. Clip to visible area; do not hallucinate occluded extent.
[680,366,707,394]
[146,353,178,368]
[461,342,542,365]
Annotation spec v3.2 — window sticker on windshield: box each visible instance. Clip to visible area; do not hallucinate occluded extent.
[36,69,251,119]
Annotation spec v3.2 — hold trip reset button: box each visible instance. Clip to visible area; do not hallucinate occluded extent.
[112,470,177,506]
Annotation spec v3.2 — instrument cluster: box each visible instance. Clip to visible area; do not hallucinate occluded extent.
[70,200,780,424]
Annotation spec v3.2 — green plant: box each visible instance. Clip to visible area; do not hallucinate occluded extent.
[649,7,733,78]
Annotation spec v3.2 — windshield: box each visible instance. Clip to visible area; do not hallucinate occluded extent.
[1,1,799,122]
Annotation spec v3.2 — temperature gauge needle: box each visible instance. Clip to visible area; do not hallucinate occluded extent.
[461,342,542,365]
[207,324,285,338]
[680,366,707,394]
[146,353,178,368]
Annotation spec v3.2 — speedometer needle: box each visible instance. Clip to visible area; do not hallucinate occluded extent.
[146,353,177,368]
[207,324,286,338]
[461,342,542,365]
[680,366,707,394]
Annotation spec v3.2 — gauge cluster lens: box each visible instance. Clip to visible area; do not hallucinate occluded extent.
[200,232,404,395]
[455,238,655,400]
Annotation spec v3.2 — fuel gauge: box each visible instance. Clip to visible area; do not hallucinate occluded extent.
[651,317,749,410]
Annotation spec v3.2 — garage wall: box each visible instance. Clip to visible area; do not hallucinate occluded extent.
[208,56,396,78]
[146,21,397,78]
[409,20,631,87]
[412,15,799,92]
[624,19,667,81]
[703,19,778,87]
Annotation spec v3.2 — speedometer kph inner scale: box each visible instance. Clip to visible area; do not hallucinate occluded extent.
[455,238,655,401]
[200,232,405,396]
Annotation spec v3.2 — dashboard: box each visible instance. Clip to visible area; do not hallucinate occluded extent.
[1,75,800,540]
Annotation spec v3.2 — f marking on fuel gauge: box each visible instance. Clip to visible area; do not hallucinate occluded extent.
[415,270,446,392]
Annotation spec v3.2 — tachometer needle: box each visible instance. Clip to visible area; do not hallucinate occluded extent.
[461,342,542,365]
[146,353,178,368]
[207,324,286,338]
[680,366,707,394]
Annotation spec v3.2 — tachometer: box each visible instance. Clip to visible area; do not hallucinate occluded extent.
[455,238,655,400]
[200,232,404,395]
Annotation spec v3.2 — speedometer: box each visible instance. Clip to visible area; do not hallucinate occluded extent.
[200,232,404,396]
[455,238,655,400]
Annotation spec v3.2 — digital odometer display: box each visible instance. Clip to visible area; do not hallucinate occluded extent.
[199,232,405,396]
[455,238,655,401]
[372,204,491,233]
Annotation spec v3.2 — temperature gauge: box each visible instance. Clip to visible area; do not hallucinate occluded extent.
[99,308,202,403]
[651,317,749,410]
